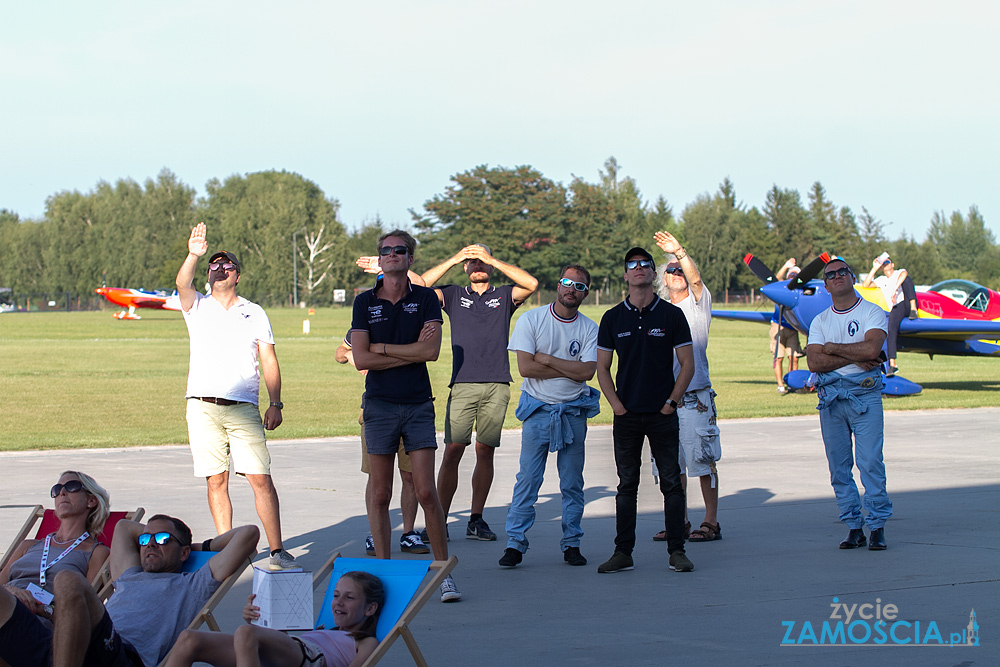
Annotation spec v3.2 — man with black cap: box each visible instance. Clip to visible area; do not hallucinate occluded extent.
[806,256,891,550]
[420,243,538,542]
[175,222,295,570]
[595,246,695,573]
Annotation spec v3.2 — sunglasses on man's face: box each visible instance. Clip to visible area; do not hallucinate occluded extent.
[208,262,237,272]
[138,532,185,547]
[558,278,589,292]
[378,245,409,256]
[664,267,684,275]
[824,267,852,281]
[625,259,653,270]
[50,480,86,498]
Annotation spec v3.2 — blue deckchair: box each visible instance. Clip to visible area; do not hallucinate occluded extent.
[312,554,458,667]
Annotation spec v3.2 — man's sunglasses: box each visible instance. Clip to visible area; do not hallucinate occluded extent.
[378,245,409,256]
[50,480,86,498]
[558,278,589,292]
[138,532,187,547]
[625,259,653,270]
[664,267,684,275]
[824,267,853,280]
[209,262,237,272]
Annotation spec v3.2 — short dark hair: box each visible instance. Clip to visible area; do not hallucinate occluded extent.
[560,264,591,287]
[376,230,417,256]
[146,514,193,546]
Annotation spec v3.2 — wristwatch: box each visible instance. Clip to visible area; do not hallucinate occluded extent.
[270,401,284,410]
[667,399,678,410]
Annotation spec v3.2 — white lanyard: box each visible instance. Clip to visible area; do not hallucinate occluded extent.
[39,532,89,586]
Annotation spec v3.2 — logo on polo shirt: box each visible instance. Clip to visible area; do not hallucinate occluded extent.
[616,331,631,338]
[403,302,419,314]
[568,340,581,357]
[848,320,860,336]
[369,305,383,317]
[485,298,501,309]
[460,297,473,309]
[647,328,665,337]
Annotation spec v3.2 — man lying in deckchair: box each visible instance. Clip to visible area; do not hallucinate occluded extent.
[0,514,258,667]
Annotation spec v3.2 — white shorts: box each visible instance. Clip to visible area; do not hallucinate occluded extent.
[677,388,721,478]
[186,399,271,477]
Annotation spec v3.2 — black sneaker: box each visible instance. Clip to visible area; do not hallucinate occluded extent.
[466,517,497,541]
[419,525,450,543]
[563,546,587,566]
[597,551,634,573]
[499,548,523,568]
[669,549,694,572]
[400,530,430,554]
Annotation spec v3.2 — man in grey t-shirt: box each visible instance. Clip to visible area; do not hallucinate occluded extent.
[35,516,257,667]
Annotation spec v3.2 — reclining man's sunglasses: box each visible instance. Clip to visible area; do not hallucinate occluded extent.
[138,532,187,547]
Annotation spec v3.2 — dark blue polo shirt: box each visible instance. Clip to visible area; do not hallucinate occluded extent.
[439,284,518,386]
[597,295,692,412]
[350,279,443,404]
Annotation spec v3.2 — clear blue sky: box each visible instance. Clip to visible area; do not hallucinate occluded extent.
[2,1,997,241]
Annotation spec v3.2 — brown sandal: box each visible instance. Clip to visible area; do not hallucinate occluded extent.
[688,521,721,542]
[653,521,690,541]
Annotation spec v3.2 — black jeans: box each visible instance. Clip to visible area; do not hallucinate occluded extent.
[612,411,686,554]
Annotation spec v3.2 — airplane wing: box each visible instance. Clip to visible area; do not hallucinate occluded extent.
[711,310,774,325]
[898,318,1000,340]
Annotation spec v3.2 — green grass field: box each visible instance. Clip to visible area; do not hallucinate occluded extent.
[2,304,998,451]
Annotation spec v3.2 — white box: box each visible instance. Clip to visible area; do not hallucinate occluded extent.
[251,566,313,630]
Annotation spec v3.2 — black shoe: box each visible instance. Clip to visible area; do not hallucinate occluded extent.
[868,528,887,550]
[839,528,866,549]
[563,546,587,566]
[499,548,523,568]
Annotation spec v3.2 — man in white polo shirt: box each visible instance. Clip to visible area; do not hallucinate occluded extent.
[175,222,295,570]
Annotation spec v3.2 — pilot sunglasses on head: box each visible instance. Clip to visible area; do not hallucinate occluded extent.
[558,278,589,292]
[50,480,85,498]
[209,262,237,272]
[625,259,653,270]
[138,532,186,547]
[824,267,852,280]
[378,245,409,256]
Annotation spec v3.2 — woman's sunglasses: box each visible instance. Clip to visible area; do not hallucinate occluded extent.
[50,480,86,498]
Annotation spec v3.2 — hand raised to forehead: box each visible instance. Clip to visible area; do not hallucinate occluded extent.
[654,231,680,254]
[189,223,208,257]
[356,256,380,274]
[462,245,493,263]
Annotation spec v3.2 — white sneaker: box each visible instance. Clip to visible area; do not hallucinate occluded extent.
[268,549,297,570]
[439,575,462,602]
[777,386,788,395]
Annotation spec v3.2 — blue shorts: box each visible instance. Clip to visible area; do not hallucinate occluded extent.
[362,398,438,455]
[0,598,52,667]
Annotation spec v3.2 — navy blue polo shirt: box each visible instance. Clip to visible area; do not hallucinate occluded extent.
[350,279,443,403]
[597,295,692,412]
[439,284,518,386]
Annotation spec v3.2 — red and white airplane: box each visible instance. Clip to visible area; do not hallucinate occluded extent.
[94,287,181,320]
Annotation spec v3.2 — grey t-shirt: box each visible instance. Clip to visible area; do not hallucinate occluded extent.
[105,564,220,666]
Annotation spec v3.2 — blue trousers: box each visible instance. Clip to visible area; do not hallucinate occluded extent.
[819,389,892,529]
[505,409,587,553]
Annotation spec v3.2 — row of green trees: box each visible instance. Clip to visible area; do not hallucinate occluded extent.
[1,159,995,306]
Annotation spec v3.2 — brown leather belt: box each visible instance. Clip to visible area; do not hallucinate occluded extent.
[195,397,245,406]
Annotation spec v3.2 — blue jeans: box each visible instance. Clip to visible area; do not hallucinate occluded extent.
[613,411,685,554]
[818,385,892,529]
[505,409,587,552]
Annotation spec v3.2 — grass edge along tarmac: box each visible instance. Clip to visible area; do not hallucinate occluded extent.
[1,305,998,451]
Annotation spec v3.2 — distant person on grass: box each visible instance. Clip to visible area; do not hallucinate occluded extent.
[771,258,805,394]
[175,222,295,571]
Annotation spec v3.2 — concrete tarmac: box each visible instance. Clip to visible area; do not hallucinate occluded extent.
[2,408,997,665]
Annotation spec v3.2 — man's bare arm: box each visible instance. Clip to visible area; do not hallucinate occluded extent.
[596,348,625,415]
[205,525,260,582]
[667,345,695,409]
[259,342,282,430]
[489,257,538,305]
[654,231,703,301]
[519,351,596,382]
[822,329,886,361]
[352,325,442,371]
[109,520,146,582]
[176,223,207,311]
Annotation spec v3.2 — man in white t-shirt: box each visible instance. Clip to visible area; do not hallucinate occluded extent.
[175,223,295,570]
[807,257,892,551]
[499,265,600,569]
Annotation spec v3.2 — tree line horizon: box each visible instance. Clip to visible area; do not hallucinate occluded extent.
[1,157,995,307]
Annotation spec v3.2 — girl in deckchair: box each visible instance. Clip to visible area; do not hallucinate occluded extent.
[166,571,384,667]
[0,471,111,623]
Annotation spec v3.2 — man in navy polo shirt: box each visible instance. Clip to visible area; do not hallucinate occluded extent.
[595,247,695,574]
[421,244,538,542]
[350,230,460,602]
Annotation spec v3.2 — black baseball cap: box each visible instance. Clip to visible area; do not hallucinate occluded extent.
[624,247,654,266]
[209,251,241,274]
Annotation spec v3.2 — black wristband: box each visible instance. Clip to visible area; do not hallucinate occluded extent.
[202,538,213,552]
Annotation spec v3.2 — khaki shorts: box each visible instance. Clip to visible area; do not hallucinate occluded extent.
[186,399,270,477]
[359,412,411,473]
[769,321,803,359]
[444,382,510,448]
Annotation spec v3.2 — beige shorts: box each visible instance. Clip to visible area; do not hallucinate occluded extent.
[359,412,411,474]
[186,399,270,477]
[769,322,803,359]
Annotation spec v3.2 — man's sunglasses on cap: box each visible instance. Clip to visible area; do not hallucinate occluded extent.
[50,480,85,498]
[664,267,684,275]
[379,245,409,256]
[558,278,589,292]
[625,259,653,270]
[138,532,187,547]
[209,262,237,272]
[824,267,853,280]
